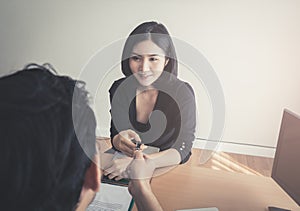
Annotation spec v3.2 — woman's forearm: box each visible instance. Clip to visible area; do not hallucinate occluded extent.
[147,148,181,168]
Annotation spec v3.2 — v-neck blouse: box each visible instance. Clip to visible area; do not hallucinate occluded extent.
[109,77,196,164]
[131,90,161,132]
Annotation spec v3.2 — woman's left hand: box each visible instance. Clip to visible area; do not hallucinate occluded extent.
[103,157,133,180]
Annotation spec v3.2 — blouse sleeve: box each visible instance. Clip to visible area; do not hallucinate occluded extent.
[109,79,125,151]
[171,82,196,164]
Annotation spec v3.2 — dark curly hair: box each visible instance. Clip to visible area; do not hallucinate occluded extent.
[0,64,96,210]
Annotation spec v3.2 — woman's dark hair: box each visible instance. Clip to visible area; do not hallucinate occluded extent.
[0,64,96,210]
[121,21,178,78]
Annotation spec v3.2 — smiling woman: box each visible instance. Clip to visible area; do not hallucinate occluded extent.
[104,21,196,181]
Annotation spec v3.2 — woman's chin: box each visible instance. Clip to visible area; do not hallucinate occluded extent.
[138,81,153,87]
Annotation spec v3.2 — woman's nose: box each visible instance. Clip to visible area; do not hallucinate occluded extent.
[140,59,150,72]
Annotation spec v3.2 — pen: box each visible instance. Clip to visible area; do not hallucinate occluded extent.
[131,139,142,150]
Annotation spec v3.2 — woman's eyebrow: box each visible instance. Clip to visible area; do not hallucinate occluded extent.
[131,52,142,56]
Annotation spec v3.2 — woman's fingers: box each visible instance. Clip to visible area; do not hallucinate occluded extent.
[122,138,136,149]
[127,129,142,143]
[104,167,121,180]
[103,166,114,176]
[120,131,142,156]
[114,130,143,156]
[104,157,133,180]
[108,174,117,180]
[114,175,124,181]
[121,144,135,157]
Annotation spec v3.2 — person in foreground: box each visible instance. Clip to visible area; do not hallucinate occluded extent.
[0,64,162,210]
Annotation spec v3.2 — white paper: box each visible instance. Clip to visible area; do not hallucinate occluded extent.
[87,183,132,211]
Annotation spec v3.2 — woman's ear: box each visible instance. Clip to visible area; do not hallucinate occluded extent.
[165,58,169,66]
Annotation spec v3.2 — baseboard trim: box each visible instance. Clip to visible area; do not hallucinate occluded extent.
[192,139,276,158]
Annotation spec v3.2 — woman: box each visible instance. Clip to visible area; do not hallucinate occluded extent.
[104,21,196,180]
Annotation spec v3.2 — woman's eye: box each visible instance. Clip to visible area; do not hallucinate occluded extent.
[131,56,141,61]
[149,57,158,61]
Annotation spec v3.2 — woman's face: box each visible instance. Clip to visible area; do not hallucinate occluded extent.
[129,40,169,87]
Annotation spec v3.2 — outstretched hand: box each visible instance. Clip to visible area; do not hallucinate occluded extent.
[125,150,156,180]
[127,151,163,211]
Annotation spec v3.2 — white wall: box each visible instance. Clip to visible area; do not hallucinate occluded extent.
[1,0,300,155]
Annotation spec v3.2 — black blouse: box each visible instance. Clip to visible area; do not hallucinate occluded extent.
[109,77,196,164]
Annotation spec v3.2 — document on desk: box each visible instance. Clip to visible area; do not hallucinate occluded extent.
[87,183,133,211]
[177,208,219,211]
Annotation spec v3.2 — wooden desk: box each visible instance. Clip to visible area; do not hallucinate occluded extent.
[96,139,299,211]
[149,164,299,211]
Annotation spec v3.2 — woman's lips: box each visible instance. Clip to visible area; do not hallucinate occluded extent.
[138,73,153,79]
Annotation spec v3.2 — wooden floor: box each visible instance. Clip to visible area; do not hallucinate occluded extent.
[187,149,274,177]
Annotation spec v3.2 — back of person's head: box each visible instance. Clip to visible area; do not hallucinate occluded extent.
[121,21,178,78]
[0,64,97,210]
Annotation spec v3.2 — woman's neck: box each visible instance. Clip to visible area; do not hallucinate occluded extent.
[137,85,157,95]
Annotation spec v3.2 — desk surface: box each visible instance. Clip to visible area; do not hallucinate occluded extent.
[96,139,299,211]
[150,161,299,211]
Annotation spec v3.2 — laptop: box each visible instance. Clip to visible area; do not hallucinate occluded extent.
[270,109,300,210]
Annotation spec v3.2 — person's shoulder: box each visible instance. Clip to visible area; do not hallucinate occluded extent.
[172,78,195,96]
[111,78,126,87]
[109,78,126,94]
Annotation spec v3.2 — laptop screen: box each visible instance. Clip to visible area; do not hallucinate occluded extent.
[272,109,300,206]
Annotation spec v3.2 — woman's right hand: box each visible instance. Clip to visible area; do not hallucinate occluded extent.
[112,129,142,157]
